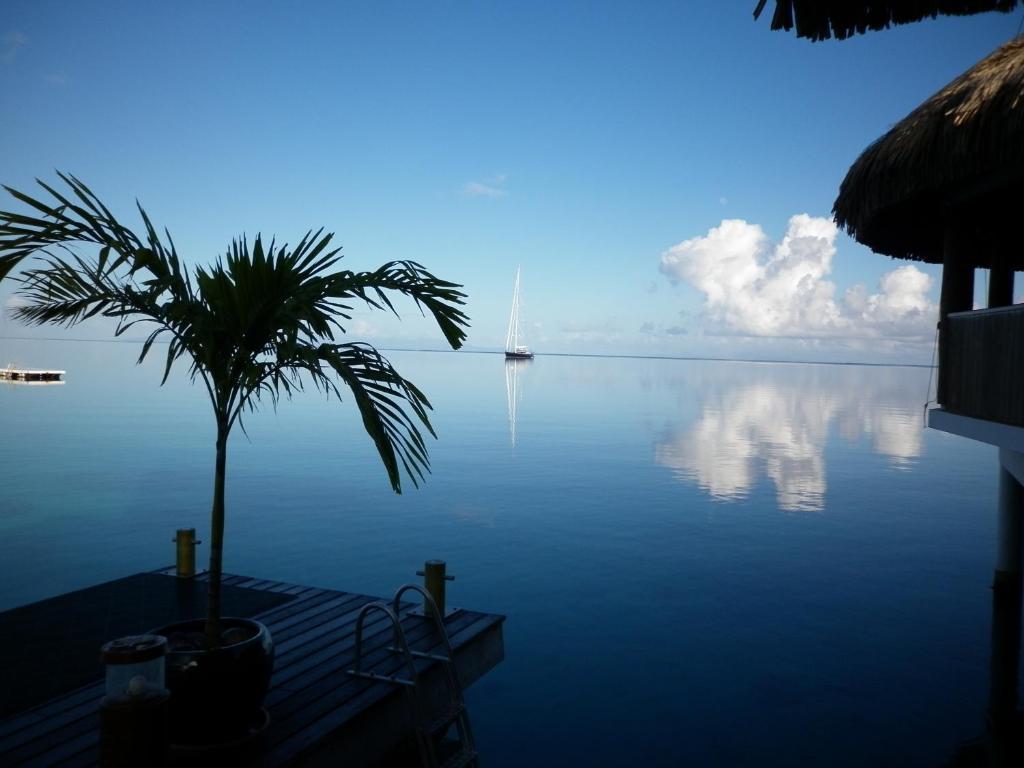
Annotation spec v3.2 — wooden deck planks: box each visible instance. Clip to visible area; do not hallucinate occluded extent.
[0,571,504,767]
[261,612,499,766]
[4,593,383,763]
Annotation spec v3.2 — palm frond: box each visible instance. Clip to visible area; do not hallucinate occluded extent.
[325,261,470,350]
[319,342,435,492]
[3,175,470,492]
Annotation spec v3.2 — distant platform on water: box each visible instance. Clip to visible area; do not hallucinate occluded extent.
[1,367,65,383]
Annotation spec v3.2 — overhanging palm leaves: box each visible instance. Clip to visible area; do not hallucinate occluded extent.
[1,174,469,641]
[4,174,467,489]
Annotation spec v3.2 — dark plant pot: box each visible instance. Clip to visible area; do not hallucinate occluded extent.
[154,617,274,746]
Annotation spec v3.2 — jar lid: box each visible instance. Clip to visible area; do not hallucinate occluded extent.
[101,634,168,665]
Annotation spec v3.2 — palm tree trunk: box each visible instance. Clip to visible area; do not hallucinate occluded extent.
[205,419,228,645]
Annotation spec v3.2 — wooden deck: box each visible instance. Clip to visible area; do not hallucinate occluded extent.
[0,569,505,767]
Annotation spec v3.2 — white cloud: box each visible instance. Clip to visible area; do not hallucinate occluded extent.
[462,174,507,198]
[659,215,936,341]
[2,32,27,61]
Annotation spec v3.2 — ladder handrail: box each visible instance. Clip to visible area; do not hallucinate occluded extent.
[350,601,419,684]
[348,601,435,764]
[347,587,477,767]
[392,583,457,662]
[392,583,476,762]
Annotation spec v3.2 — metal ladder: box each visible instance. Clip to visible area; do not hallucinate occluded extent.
[348,584,477,768]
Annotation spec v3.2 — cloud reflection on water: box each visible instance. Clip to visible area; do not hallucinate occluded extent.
[654,364,926,512]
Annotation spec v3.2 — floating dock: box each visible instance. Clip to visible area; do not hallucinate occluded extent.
[1,367,65,382]
[0,568,505,766]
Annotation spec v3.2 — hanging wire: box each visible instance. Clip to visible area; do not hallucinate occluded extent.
[922,323,940,425]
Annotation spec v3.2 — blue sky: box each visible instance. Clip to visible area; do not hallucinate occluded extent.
[1,2,1019,363]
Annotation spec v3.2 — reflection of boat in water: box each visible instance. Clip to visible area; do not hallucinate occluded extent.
[505,355,530,447]
[504,266,533,360]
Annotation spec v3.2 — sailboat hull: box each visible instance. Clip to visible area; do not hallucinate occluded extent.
[504,351,534,360]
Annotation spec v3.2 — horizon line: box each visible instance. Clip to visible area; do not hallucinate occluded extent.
[0,334,933,370]
[380,346,934,370]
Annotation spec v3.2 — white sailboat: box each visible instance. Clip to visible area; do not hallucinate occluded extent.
[504,266,534,360]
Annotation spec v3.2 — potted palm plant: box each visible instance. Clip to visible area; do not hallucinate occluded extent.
[0,174,469,744]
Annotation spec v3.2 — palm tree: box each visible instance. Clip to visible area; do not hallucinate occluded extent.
[0,174,469,643]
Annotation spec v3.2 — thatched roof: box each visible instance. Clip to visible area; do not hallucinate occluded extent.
[832,36,1024,267]
[753,1,1021,41]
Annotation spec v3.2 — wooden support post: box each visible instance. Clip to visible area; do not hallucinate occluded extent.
[937,224,975,406]
[989,465,1023,734]
[988,252,1015,309]
[995,465,1023,581]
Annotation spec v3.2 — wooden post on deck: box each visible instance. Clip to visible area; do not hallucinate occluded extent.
[937,224,975,406]
[417,560,454,616]
[173,528,200,578]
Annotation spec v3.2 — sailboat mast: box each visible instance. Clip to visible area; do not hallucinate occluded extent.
[513,267,521,348]
[506,266,521,352]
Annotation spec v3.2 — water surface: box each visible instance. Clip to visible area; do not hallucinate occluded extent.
[0,340,1010,766]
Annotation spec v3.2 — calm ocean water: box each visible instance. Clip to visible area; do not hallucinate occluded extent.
[0,339,1014,766]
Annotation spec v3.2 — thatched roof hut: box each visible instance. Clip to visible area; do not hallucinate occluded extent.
[753,1,1021,42]
[833,36,1024,412]
[831,36,1024,271]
